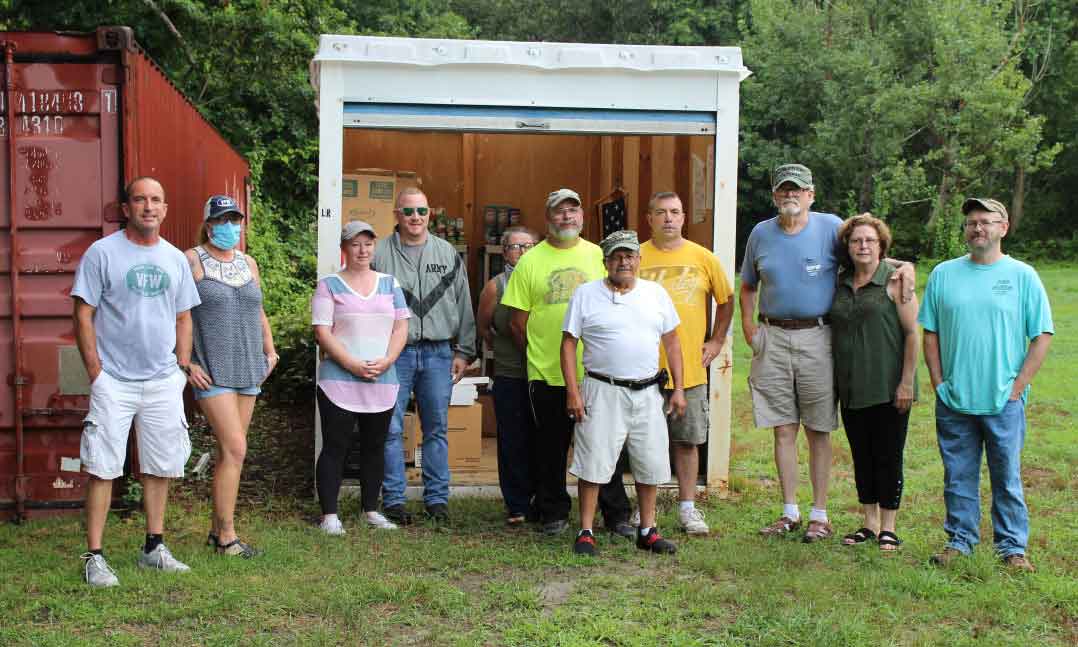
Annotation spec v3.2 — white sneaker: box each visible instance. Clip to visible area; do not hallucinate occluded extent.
[629,507,640,527]
[81,552,119,588]
[679,507,710,535]
[364,512,398,530]
[320,516,346,536]
[136,544,191,572]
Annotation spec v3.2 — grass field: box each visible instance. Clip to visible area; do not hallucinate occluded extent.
[1,264,1075,646]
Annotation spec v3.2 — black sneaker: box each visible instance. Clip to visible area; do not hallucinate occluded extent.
[425,503,450,523]
[608,520,636,540]
[382,504,414,526]
[573,530,597,556]
[637,527,677,554]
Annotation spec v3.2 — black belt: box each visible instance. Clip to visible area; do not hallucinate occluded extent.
[758,314,830,330]
[586,369,667,390]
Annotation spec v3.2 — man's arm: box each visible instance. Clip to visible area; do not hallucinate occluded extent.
[175,309,194,370]
[560,332,585,421]
[1010,334,1053,401]
[661,328,687,418]
[509,308,529,353]
[73,298,102,382]
[702,296,734,368]
[923,330,943,390]
[739,282,758,347]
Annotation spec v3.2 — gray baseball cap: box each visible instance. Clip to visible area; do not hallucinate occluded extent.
[772,164,814,192]
[600,230,640,257]
[545,188,581,211]
[341,220,376,243]
[962,197,1009,221]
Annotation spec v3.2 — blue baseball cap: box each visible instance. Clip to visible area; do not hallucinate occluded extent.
[203,195,244,221]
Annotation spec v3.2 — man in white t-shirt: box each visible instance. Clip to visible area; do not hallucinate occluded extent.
[560,230,687,556]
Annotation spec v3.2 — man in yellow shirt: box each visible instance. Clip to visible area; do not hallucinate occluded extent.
[619,191,734,534]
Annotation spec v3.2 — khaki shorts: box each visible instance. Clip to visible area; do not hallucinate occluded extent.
[80,369,192,479]
[569,377,671,485]
[747,323,838,432]
[664,384,709,445]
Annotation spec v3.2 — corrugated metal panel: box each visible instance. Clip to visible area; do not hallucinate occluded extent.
[1,28,250,521]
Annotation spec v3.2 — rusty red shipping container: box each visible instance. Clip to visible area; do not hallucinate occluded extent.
[1,27,250,521]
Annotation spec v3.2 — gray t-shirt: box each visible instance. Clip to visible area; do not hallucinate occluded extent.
[740,212,842,319]
[72,231,201,381]
[402,239,427,266]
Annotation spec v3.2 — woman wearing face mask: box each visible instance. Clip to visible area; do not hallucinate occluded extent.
[184,195,277,558]
[476,226,540,525]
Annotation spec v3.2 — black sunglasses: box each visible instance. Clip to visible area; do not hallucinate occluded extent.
[397,207,429,217]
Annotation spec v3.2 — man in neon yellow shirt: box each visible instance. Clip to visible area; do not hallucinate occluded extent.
[610,191,734,535]
[502,188,632,537]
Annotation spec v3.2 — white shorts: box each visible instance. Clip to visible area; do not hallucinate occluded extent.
[80,369,192,479]
[569,376,671,485]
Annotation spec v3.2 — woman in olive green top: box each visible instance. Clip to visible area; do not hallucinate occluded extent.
[476,226,540,524]
[830,214,919,551]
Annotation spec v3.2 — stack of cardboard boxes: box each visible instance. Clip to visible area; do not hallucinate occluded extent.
[341,169,422,237]
[403,378,487,471]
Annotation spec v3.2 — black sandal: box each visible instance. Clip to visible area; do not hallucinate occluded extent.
[842,528,876,545]
[878,531,902,552]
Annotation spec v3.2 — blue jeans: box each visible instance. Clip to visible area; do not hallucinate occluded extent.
[935,398,1028,557]
[492,376,536,515]
[382,342,453,508]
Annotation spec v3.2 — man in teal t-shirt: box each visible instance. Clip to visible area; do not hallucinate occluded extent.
[920,197,1053,572]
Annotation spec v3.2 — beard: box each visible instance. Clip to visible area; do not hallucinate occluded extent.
[779,201,802,218]
[549,223,582,241]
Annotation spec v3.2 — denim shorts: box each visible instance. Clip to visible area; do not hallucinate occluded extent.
[193,383,262,400]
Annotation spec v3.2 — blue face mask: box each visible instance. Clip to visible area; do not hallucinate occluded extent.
[209,222,242,250]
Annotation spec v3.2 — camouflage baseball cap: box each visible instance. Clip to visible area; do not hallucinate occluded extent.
[771,164,814,192]
[961,197,1009,221]
[545,188,581,211]
[599,230,640,257]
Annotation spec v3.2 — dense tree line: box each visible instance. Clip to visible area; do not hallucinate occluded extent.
[5,0,1075,397]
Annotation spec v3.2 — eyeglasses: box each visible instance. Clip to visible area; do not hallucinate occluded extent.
[552,206,582,216]
[963,219,1004,230]
[775,186,809,195]
[504,243,535,252]
[207,214,244,225]
[397,207,429,217]
[849,237,879,247]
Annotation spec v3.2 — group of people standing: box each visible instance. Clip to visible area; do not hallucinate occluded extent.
[72,161,1053,587]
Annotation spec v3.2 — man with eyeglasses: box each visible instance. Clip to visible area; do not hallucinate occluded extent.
[921,197,1053,572]
[740,163,914,543]
[372,187,477,526]
[501,189,634,538]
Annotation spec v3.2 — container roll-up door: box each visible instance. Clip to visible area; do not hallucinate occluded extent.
[343,103,715,136]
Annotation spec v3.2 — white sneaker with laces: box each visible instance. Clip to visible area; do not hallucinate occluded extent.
[320,516,346,536]
[136,544,191,572]
[364,512,398,530]
[678,507,710,535]
[629,507,640,527]
[81,552,119,587]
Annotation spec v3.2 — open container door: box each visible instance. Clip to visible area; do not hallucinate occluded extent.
[312,36,750,494]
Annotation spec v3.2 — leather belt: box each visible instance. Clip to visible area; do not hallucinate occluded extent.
[758,314,831,330]
[586,369,667,390]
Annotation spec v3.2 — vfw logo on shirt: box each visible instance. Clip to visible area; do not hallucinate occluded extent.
[546,267,590,304]
[126,264,170,297]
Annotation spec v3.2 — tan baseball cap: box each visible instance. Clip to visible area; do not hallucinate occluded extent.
[545,188,581,211]
[772,164,813,192]
[961,197,1009,221]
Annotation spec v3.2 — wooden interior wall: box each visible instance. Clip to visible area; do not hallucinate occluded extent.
[342,130,465,219]
[341,129,716,303]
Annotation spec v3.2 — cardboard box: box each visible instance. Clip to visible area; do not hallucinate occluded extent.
[447,403,483,470]
[402,412,418,465]
[407,404,482,470]
[341,169,422,238]
[479,393,496,438]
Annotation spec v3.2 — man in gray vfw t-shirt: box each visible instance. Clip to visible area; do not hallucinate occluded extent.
[71,176,201,587]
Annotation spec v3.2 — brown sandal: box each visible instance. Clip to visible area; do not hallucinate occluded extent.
[802,519,833,543]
